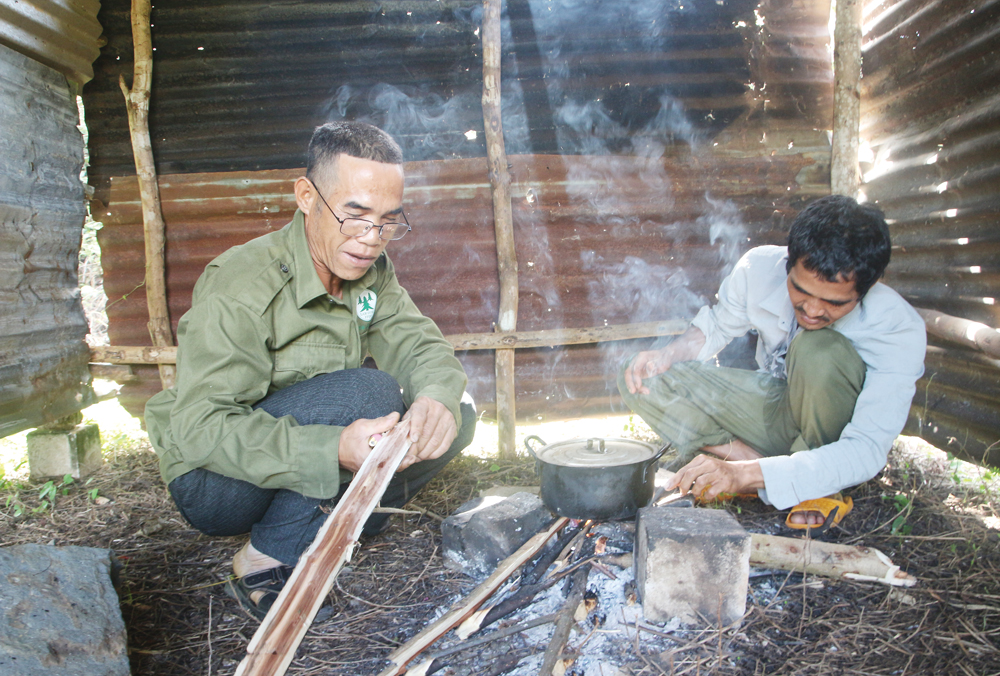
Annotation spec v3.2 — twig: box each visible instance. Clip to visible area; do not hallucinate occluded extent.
[539,566,589,676]
[207,596,213,676]
[405,613,557,674]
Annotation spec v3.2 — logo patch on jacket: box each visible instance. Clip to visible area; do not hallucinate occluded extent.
[356,289,377,322]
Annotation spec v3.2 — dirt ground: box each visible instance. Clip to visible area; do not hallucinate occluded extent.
[1,427,999,675]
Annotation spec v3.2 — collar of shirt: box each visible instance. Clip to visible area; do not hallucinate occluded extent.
[286,209,379,309]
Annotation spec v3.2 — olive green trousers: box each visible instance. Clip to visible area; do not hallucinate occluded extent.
[617,328,866,464]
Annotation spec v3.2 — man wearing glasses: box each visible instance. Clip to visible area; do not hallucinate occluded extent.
[145,121,474,620]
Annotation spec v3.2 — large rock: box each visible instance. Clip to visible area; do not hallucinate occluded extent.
[635,506,750,627]
[442,492,553,579]
[0,544,129,675]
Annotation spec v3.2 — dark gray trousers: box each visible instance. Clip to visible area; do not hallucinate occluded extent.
[168,368,476,565]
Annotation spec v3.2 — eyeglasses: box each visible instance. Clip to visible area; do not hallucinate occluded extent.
[311,182,411,241]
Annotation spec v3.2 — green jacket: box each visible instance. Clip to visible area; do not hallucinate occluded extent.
[145,211,467,499]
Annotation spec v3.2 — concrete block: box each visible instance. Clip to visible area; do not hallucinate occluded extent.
[0,544,128,676]
[27,424,102,481]
[635,506,750,627]
[442,491,553,579]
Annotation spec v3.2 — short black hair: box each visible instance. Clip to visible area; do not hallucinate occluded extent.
[306,121,403,186]
[786,195,891,298]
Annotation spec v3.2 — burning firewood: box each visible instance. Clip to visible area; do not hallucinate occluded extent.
[379,516,570,676]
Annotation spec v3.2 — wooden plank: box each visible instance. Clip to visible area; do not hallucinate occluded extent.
[378,516,570,676]
[90,320,689,365]
[235,421,413,676]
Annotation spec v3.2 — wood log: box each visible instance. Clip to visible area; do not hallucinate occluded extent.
[750,533,917,587]
[88,319,689,365]
[831,0,862,197]
[119,0,175,390]
[482,0,519,460]
[378,516,570,676]
[235,421,413,676]
[916,307,1000,359]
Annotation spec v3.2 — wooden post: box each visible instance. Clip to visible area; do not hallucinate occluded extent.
[481,0,519,459]
[831,0,863,197]
[119,0,175,390]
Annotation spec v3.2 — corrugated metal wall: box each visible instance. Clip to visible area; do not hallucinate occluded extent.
[862,0,1000,466]
[83,0,837,420]
[99,147,828,419]
[0,0,102,85]
[82,0,833,194]
[0,42,92,436]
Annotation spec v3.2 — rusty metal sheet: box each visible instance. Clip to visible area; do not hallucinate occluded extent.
[81,0,833,198]
[862,0,1000,466]
[0,42,91,438]
[0,0,102,85]
[97,151,818,419]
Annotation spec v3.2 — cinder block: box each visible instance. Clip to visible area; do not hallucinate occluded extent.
[27,424,102,481]
[635,506,750,627]
[442,491,553,579]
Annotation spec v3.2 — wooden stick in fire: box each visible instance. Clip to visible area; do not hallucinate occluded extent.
[379,516,570,676]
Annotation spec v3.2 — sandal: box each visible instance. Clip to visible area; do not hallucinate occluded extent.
[785,493,853,535]
[225,565,294,621]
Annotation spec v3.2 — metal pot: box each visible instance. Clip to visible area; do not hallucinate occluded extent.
[525,436,668,520]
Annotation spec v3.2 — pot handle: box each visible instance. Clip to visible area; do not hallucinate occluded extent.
[642,443,671,482]
[524,435,546,460]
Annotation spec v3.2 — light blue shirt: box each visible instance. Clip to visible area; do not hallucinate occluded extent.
[690,246,927,509]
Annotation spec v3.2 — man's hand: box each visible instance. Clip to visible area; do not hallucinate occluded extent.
[624,347,675,395]
[401,396,457,469]
[339,411,401,473]
[623,326,706,395]
[665,454,765,502]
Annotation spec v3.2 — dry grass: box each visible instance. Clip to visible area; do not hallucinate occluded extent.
[1,410,999,675]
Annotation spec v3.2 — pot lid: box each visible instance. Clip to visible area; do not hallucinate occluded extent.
[533,437,658,468]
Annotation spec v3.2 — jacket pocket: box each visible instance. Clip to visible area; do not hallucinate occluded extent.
[272,342,347,388]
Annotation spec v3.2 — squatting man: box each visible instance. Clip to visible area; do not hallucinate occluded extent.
[146,121,475,619]
[619,195,926,529]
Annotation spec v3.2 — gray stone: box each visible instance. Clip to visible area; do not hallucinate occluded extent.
[635,506,750,627]
[0,544,129,676]
[442,491,553,579]
[27,423,102,481]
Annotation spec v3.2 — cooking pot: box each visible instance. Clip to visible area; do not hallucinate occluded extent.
[525,435,668,520]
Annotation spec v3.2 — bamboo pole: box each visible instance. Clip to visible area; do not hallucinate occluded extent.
[119,0,175,390]
[831,0,863,197]
[481,0,519,459]
[236,422,413,676]
[89,319,690,365]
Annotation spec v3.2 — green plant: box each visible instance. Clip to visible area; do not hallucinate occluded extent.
[888,493,913,536]
[88,487,100,501]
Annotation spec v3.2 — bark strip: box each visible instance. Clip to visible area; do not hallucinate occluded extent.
[119,0,175,389]
[235,421,413,676]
